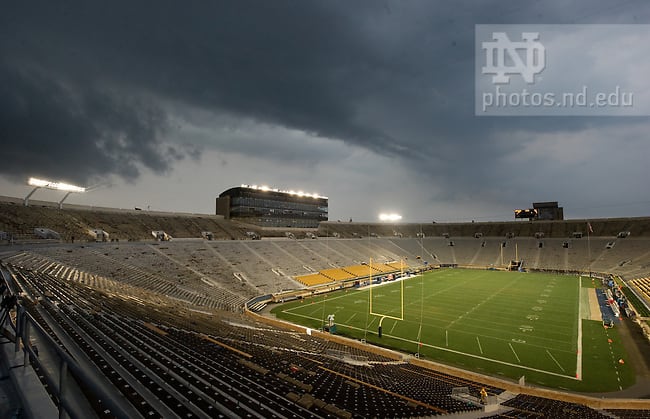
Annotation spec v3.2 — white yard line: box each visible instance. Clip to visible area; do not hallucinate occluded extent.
[509,343,521,363]
[476,336,483,355]
[546,349,566,373]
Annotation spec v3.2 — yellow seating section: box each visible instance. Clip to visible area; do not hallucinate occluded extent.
[320,268,356,281]
[343,264,374,277]
[372,264,399,273]
[295,262,408,287]
[384,262,405,271]
[295,273,333,287]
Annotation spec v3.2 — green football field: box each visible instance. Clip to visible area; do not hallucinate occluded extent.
[271,268,634,392]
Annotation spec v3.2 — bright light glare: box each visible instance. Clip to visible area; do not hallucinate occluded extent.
[27,178,50,188]
[240,184,328,199]
[28,177,86,193]
[379,213,402,222]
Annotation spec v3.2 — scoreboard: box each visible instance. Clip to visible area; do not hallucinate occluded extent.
[514,208,538,219]
[514,202,563,220]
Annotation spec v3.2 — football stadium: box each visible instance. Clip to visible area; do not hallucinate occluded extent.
[4,2,650,418]
[1,194,650,418]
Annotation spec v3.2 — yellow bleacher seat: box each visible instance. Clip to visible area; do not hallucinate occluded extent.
[295,273,332,287]
[320,268,355,281]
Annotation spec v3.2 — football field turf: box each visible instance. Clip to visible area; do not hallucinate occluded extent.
[271,268,635,391]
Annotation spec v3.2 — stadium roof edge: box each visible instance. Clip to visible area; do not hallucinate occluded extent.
[0,195,224,219]
[320,216,650,226]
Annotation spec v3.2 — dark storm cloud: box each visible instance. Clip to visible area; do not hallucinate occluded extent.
[0,63,185,184]
[1,1,414,186]
[2,0,650,209]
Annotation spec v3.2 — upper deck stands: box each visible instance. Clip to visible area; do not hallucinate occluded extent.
[5,235,650,302]
[319,218,650,239]
[0,199,250,241]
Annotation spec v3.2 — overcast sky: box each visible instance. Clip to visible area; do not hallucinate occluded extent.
[2,1,650,222]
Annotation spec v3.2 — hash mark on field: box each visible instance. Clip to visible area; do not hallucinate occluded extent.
[509,343,521,363]
[476,336,483,355]
[546,350,566,373]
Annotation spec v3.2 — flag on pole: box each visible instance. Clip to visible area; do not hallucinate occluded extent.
[587,222,593,233]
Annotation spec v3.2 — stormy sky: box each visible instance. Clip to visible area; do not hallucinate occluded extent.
[1,1,649,222]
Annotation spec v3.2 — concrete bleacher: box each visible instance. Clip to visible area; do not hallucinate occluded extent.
[5,233,650,298]
[319,239,377,265]
[0,199,251,242]
[6,234,650,296]
[319,217,650,239]
[308,240,359,267]
[4,247,248,311]
[7,194,648,279]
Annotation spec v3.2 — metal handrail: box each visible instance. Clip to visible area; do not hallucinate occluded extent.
[15,305,133,419]
[1,263,133,419]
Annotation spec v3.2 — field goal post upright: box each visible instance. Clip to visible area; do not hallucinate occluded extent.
[369,258,405,338]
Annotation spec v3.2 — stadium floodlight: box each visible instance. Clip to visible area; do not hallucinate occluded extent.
[25,177,86,208]
[379,213,402,222]
[28,177,86,193]
[240,183,328,199]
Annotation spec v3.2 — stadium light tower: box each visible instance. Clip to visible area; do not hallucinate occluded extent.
[25,177,86,209]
